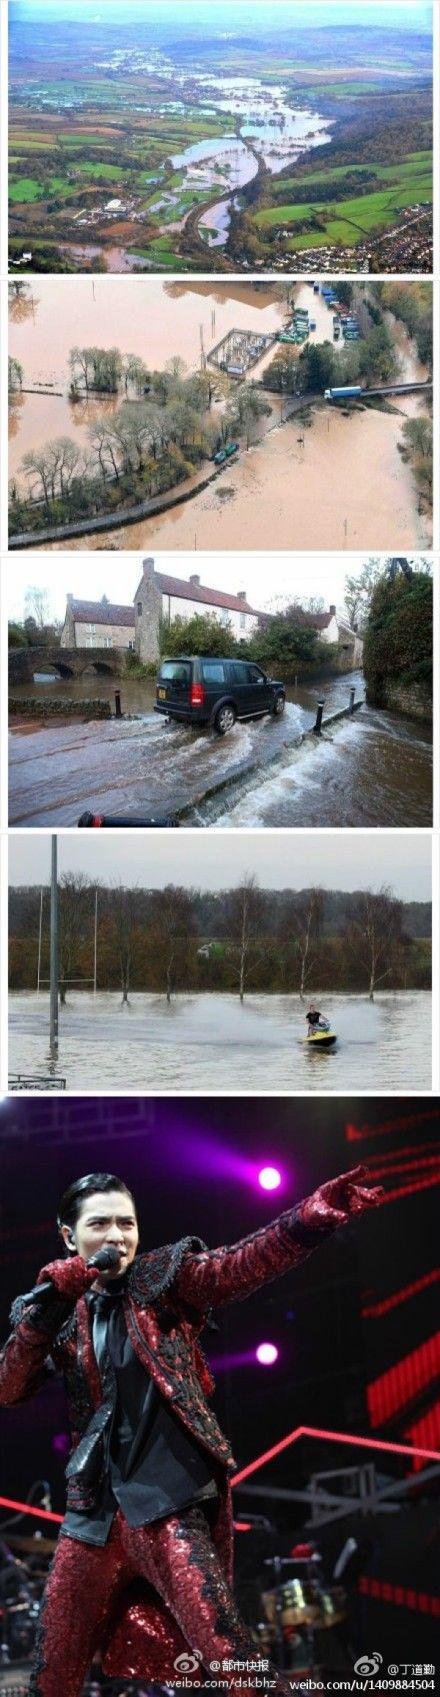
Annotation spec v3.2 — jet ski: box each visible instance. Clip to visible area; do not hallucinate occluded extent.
[303,1018,337,1049]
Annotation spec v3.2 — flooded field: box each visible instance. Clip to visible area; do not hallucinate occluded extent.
[9,671,432,828]
[167,81,330,248]
[8,277,286,474]
[9,278,431,552]
[9,991,431,1093]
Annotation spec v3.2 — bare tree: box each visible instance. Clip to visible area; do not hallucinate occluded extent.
[346,887,403,1000]
[152,886,196,1003]
[286,887,324,1001]
[228,874,266,1002]
[59,873,91,1006]
[110,884,139,1005]
[24,586,51,630]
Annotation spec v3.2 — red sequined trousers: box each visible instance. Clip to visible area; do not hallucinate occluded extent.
[29,1504,290,1697]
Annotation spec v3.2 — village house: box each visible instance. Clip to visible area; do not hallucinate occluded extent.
[309,604,363,667]
[61,596,135,650]
[60,559,263,663]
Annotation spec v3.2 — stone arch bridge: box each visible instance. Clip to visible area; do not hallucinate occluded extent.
[9,646,127,684]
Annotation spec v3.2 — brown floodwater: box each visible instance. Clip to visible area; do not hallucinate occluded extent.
[9,670,432,829]
[43,402,430,553]
[9,280,431,551]
[9,276,287,475]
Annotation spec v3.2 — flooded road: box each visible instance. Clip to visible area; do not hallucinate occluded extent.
[57,403,428,553]
[9,672,432,828]
[9,991,431,1093]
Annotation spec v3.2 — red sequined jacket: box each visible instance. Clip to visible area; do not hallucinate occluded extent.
[0,1204,337,1680]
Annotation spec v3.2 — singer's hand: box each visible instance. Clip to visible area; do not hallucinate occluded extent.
[299,1165,384,1231]
[36,1257,98,1300]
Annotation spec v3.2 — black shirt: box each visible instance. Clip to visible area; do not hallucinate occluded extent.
[61,1280,217,1546]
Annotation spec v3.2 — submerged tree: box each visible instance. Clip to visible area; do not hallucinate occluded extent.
[151,885,196,1003]
[286,887,324,1002]
[346,887,403,1001]
[228,874,266,1002]
[59,873,92,1006]
[110,883,140,1006]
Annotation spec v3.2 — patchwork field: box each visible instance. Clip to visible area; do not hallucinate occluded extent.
[254,152,432,249]
[9,7,433,273]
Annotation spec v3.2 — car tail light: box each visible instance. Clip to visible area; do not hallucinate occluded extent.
[190,683,205,707]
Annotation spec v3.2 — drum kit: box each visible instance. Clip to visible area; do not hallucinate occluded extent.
[254,1547,347,1675]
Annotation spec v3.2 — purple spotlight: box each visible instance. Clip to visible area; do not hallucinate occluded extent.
[256,1342,279,1366]
[258,1165,281,1192]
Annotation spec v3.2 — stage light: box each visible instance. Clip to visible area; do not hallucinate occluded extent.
[256,1342,278,1366]
[258,1166,281,1192]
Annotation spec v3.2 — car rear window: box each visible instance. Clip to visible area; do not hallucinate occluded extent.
[159,662,191,682]
[201,662,226,683]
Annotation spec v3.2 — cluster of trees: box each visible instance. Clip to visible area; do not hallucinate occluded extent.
[158,604,336,682]
[263,312,398,399]
[8,356,23,397]
[9,347,270,535]
[363,566,432,708]
[376,281,433,370]
[9,877,431,1004]
[400,415,432,505]
[8,585,61,650]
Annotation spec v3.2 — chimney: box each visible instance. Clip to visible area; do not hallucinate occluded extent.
[329,603,336,616]
[142,557,155,583]
[190,574,200,586]
[237,590,247,602]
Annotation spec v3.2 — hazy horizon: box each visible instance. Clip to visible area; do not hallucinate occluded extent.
[8,832,432,901]
[10,1,433,32]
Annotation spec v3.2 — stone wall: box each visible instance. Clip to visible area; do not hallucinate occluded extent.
[9,698,112,721]
[368,680,432,724]
[74,622,134,649]
[135,567,163,664]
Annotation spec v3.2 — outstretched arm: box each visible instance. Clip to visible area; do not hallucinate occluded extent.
[0,1258,98,1406]
[174,1166,382,1312]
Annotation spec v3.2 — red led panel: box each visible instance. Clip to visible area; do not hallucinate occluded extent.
[362,1269,440,1319]
[358,1577,440,1617]
[404,1399,440,1471]
[367,1332,440,1425]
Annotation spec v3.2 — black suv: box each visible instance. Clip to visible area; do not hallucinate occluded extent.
[155,656,286,736]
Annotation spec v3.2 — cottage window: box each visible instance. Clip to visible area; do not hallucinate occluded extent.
[137,602,143,615]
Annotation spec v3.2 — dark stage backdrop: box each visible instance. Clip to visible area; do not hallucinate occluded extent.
[0,1096,439,1660]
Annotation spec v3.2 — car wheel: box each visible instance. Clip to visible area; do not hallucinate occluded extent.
[214,703,236,736]
[272,693,285,716]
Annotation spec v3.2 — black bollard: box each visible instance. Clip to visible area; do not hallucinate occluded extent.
[313,699,325,736]
[349,687,355,713]
[115,690,122,717]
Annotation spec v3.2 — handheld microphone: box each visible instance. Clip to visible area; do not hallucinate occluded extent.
[87,1246,121,1272]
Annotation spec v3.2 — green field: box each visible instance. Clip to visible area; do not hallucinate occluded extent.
[9,176,43,201]
[254,150,432,247]
[74,161,123,180]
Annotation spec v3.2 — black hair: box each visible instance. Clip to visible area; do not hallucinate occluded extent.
[57,1173,137,1237]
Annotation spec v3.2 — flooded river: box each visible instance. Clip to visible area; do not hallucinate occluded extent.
[9,671,432,827]
[9,279,431,551]
[9,991,431,1093]
[168,78,330,248]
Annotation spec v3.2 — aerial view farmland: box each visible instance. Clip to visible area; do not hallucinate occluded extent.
[9,0,433,275]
